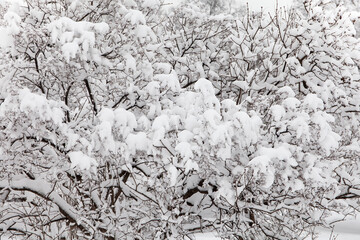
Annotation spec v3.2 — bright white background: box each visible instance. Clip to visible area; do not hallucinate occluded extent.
[163,0,294,13]
[239,0,293,13]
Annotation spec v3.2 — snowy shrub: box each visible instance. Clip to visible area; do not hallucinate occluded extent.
[0,0,359,239]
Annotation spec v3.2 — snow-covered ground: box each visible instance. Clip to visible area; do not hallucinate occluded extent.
[317,229,360,240]
[316,218,360,240]
[193,218,360,239]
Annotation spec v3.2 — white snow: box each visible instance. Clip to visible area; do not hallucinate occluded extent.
[47,17,109,62]
[175,141,194,161]
[290,115,310,140]
[137,115,151,131]
[135,24,157,42]
[178,130,194,142]
[258,145,296,166]
[114,108,138,133]
[153,62,172,73]
[216,177,236,204]
[94,121,116,153]
[4,11,21,35]
[168,164,178,187]
[194,78,216,96]
[184,159,199,174]
[303,94,324,111]
[270,104,286,121]
[313,217,360,240]
[146,81,161,96]
[123,0,137,8]
[203,109,221,129]
[68,151,98,173]
[2,0,360,239]
[98,108,115,125]
[248,155,275,188]
[233,80,249,91]
[311,111,341,155]
[126,132,149,152]
[124,9,146,25]
[142,0,160,8]
[154,70,181,93]
[124,53,137,73]
[282,97,301,111]
[233,111,262,146]
[62,42,79,62]
[194,220,360,240]
[152,115,170,141]
[184,115,200,132]
[0,178,83,227]
[18,88,65,125]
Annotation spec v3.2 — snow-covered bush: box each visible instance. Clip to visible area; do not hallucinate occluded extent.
[0,0,359,239]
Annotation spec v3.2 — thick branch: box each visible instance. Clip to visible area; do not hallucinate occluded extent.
[84,78,98,115]
[0,179,94,235]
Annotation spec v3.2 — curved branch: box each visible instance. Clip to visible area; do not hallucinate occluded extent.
[0,178,94,236]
